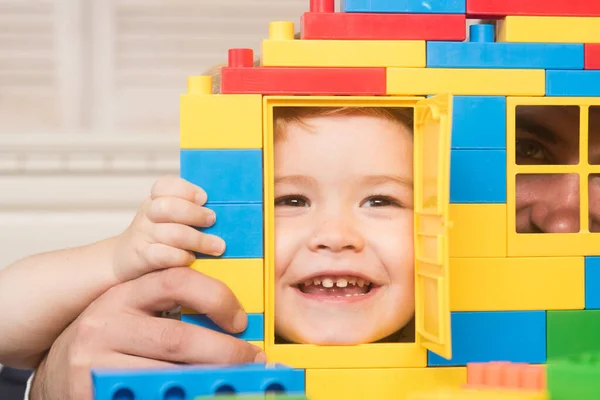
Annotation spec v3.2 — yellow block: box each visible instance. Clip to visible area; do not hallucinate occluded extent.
[262,21,425,67]
[409,388,548,400]
[180,76,263,149]
[306,367,466,400]
[499,16,600,43]
[387,69,545,96]
[266,343,425,369]
[449,204,506,258]
[183,259,264,314]
[450,257,584,311]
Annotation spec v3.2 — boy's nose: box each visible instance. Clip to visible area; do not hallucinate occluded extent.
[529,175,580,233]
[308,219,365,253]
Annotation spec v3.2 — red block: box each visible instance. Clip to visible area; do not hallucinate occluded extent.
[585,44,600,70]
[467,0,600,18]
[221,49,386,95]
[301,12,466,41]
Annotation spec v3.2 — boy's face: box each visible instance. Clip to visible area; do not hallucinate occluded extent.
[516,106,600,233]
[273,113,414,345]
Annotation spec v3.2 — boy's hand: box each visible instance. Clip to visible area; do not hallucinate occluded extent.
[113,176,225,282]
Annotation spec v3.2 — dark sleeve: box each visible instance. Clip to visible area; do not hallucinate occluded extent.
[0,367,32,400]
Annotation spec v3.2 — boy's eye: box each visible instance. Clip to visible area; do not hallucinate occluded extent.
[516,139,549,163]
[361,196,401,208]
[275,195,309,207]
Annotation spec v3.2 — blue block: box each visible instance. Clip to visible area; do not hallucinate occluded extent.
[342,0,465,13]
[547,70,600,96]
[452,96,506,149]
[450,150,506,203]
[92,363,305,399]
[180,149,263,204]
[198,203,263,258]
[428,42,584,69]
[586,257,600,309]
[181,314,265,341]
[428,311,547,366]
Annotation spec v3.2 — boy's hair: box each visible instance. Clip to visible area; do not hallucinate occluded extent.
[273,107,414,141]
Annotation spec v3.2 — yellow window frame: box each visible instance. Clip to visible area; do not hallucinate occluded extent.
[507,97,600,257]
[262,95,452,369]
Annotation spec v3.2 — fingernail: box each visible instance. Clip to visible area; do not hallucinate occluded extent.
[211,240,225,256]
[233,310,247,332]
[254,351,267,363]
[195,193,207,205]
[205,211,216,226]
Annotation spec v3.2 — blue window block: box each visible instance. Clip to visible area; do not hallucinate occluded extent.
[452,96,506,149]
[199,204,263,258]
[547,70,600,96]
[180,149,263,204]
[342,0,465,13]
[428,42,583,70]
[428,311,547,366]
[586,257,600,309]
[92,363,305,399]
[181,314,265,341]
[450,149,506,203]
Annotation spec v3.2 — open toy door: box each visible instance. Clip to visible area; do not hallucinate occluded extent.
[413,94,453,360]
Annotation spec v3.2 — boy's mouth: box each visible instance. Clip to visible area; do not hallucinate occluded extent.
[294,275,377,297]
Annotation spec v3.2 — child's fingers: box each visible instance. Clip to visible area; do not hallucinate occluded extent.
[150,175,208,205]
[147,196,216,228]
[140,242,196,270]
[106,312,264,365]
[150,224,225,257]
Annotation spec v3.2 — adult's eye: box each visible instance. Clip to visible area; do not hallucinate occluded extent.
[275,195,309,207]
[516,139,549,163]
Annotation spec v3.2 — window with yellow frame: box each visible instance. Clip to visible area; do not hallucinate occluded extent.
[262,95,453,369]
[507,97,600,257]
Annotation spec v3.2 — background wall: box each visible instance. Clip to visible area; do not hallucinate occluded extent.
[0,0,309,268]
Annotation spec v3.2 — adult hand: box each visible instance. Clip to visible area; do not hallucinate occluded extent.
[29,267,265,400]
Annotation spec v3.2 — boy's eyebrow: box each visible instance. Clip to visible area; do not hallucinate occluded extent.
[274,175,316,186]
[362,174,413,187]
[516,118,559,144]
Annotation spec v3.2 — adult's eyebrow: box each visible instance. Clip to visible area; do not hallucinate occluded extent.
[516,117,559,144]
[274,175,316,186]
[362,174,413,187]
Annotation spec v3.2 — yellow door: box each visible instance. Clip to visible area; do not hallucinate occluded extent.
[413,93,453,360]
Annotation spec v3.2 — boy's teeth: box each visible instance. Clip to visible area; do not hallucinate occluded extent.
[322,278,334,288]
[300,276,371,288]
[336,278,348,288]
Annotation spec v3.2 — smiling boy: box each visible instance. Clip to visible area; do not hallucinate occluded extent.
[272,107,416,345]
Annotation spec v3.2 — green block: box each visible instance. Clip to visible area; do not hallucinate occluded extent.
[547,310,600,360]
[547,353,600,400]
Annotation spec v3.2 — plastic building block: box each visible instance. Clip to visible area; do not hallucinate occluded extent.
[449,204,507,258]
[182,314,265,341]
[467,0,600,18]
[341,0,466,14]
[450,257,584,311]
[181,76,262,149]
[546,70,600,96]
[301,2,465,40]
[585,44,600,69]
[428,24,584,69]
[262,22,426,68]
[198,204,263,259]
[221,63,386,96]
[451,96,506,149]
[450,150,506,203]
[547,310,600,360]
[92,363,305,399]
[180,149,263,204]
[408,388,548,400]
[387,68,545,96]
[305,367,466,400]
[465,362,546,391]
[427,311,547,367]
[182,259,264,314]
[498,16,600,43]
[547,353,600,400]
[586,257,600,309]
